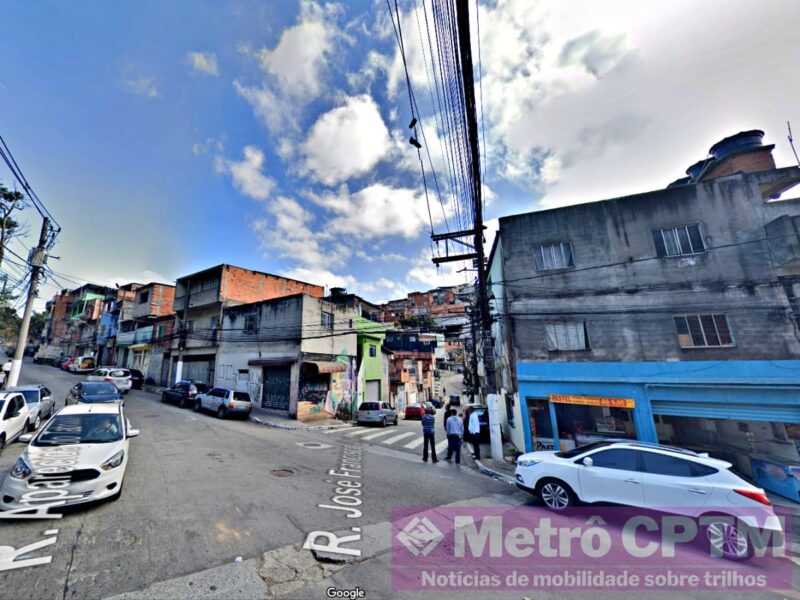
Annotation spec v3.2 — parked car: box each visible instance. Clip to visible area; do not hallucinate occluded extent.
[61,357,76,371]
[34,345,62,365]
[357,401,398,427]
[514,439,781,559]
[6,385,55,432]
[0,392,30,454]
[194,387,252,419]
[462,403,490,443]
[423,401,436,413]
[161,380,209,409]
[129,368,145,390]
[0,402,139,509]
[404,404,425,420]
[430,398,443,409]
[66,381,123,405]
[69,355,96,374]
[448,394,461,407]
[87,368,132,393]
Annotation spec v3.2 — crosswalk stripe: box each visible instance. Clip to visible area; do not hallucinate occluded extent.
[404,436,425,449]
[435,439,449,453]
[360,429,399,441]
[343,428,376,437]
[381,431,416,445]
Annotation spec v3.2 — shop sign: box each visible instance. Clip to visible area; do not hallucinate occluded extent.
[550,394,635,409]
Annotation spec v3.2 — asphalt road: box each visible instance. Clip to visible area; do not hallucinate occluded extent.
[0,359,516,599]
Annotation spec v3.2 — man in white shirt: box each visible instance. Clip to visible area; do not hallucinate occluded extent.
[444,409,463,464]
[1,359,11,389]
[468,409,481,460]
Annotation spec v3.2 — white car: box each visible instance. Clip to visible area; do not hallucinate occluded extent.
[69,355,96,373]
[0,403,139,510]
[0,392,30,455]
[87,367,133,393]
[515,440,782,558]
[193,387,253,419]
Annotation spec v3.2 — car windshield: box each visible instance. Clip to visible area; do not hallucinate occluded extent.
[233,391,251,402]
[360,402,380,411]
[34,413,123,445]
[555,441,616,459]
[82,382,119,395]
[20,390,39,403]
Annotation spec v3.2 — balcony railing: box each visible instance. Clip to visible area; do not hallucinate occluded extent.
[115,326,154,347]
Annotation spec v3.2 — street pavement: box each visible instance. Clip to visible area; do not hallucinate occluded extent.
[0,360,795,600]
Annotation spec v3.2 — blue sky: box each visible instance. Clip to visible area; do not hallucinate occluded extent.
[1,0,798,311]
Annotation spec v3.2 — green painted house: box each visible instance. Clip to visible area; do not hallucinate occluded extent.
[355,317,388,407]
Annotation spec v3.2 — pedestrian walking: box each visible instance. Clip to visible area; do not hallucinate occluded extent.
[421,408,438,463]
[444,409,463,464]
[468,409,481,460]
[442,402,451,434]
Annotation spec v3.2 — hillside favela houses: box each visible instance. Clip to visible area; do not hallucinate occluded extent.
[40,262,467,422]
[488,129,800,501]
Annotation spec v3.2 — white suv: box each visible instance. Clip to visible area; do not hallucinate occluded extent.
[515,440,782,558]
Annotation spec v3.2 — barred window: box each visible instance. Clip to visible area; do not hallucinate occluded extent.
[321,311,334,330]
[674,314,733,348]
[654,224,705,257]
[545,322,590,351]
[534,242,574,271]
[244,315,257,334]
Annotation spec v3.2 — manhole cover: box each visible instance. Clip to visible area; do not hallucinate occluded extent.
[297,442,332,449]
[271,469,295,477]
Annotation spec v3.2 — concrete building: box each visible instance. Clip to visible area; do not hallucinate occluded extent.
[42,291,71,347]
[56,284,111,358]
[95,283,142,365]
[488,129,800,501]
[116,282,175,375]
[214,294,359,421]
[384,331,437,409]
[171,264,324,386]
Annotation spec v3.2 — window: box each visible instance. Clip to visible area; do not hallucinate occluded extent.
[545,322,589,351]
[534,242,574,271]
[157,325,167,340]
[587,449,640,471]
[244,315,257,334]
[185,320,195,332]
[674,314,733,348]
[138,291,150,304]
[653,224,705,257]
[641,452,696,477]
[189,279,218,294]
[321,311,334,329]
[369,345,377,357]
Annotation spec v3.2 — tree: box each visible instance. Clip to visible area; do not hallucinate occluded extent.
[30,311,47,339]
[0,183,28,269]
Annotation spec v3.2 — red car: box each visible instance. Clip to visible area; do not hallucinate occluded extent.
[404,404,425,420]
[61,357,75,371]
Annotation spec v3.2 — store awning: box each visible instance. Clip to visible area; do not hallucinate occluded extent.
[129,343,152,351]
[303,360,347,374]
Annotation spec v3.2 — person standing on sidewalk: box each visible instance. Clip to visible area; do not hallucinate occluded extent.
[467,409,481,460]
[444,409,463,464]
[1,358,11,390]
[421,408,438,463]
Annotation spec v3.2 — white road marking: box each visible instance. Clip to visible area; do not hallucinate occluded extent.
[343,428,376,437]
[360,429,399,441]
[381,431,416,445]
[404,436,425,449]
[44,530,59,536]
[435,439,449,453]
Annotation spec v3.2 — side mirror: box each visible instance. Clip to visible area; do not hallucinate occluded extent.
[19,434,33,443]
[582,456,593,468]
[127,429,139,438]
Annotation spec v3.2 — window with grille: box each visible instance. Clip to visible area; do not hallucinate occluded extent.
[653,224,705,257]
[545,322,590,351]
[673,314,733,348]
[534,242,574,271]
[244,315,257,334]
[321,311,334,329]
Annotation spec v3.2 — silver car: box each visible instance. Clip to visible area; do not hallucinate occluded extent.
[6,385,55,431]
[194,387,253,419]
[357,401,398,427]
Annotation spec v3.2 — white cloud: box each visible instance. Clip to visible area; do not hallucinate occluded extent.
[283,267,357,292]
[301,95,391,185]
[558,30,627,78]
[187,51,219,76]
[406,249,470,290]
[124,77,159,98]
[307,183,444,240]
[192,135,225,156]
[215,146,275,201]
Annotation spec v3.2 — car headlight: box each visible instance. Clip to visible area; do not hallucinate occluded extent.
[101,450,125,471]
[10,457,32,480]
[517,459,542,468]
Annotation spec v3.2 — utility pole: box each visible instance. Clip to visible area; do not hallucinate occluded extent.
[7,217,49,388]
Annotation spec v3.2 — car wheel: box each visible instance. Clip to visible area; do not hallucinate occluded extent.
[29,414,41,432]
[381,417,388,428]
[179,397,187,409]
[394,416,399,426]
[703,516,751,560]
[161,392,167,403]
[217,406,227,419]
[537,479,576,510]
[193,399,202,412]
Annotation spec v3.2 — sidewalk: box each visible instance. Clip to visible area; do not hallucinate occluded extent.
[464,439,518,486]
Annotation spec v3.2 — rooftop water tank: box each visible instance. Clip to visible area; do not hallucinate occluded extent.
[685,159,712,180]
[708,129,764,161]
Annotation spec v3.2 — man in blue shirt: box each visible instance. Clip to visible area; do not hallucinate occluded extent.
[445,409,463,464]
[421,408,438,463]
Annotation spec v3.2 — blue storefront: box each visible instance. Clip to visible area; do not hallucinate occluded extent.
[516,360,800,502]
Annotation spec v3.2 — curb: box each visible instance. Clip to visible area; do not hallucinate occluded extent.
[249,416,352,432]
[471,457,517,486]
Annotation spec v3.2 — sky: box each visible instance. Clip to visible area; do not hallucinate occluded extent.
[1,0,799,312]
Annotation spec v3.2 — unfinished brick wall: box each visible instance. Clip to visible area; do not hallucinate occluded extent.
[702,148,776,181]
[221,265,324,305]
[151,284,176,317]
